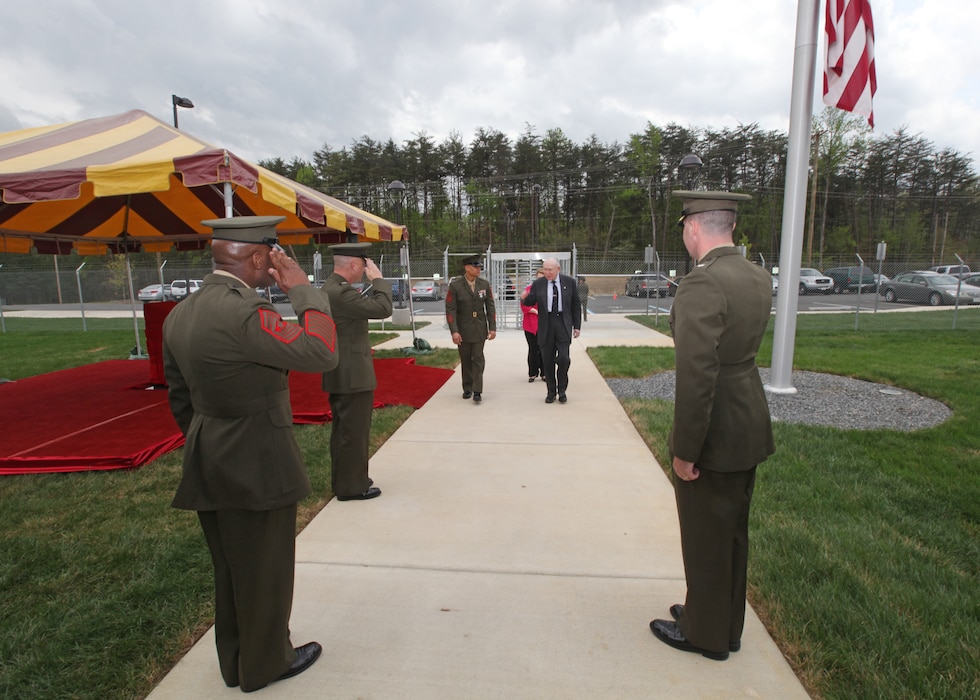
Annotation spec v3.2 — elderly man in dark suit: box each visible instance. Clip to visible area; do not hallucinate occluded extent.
[649,191,776,661]
[445,254,496,402]
[163,215,339,691]
[520,257,581,403]
[321,242,392,501]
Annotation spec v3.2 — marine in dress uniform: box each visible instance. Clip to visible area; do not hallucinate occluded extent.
[649,191,776,661]
[163,216,338,691]
[320,242,392,500]
[444,255,497,402]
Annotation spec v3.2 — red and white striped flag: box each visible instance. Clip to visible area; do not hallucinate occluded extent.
[823,0,877,127]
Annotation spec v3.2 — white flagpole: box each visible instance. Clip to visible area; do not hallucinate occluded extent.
[766,0,821,395]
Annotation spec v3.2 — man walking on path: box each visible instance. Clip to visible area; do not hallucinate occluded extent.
[521,258,581,404]
[445,254,496,402]
[649,191,775,661]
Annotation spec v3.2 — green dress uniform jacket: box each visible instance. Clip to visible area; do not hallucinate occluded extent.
[668,247,775,472]
[319,273,392,498]
[445,275,497,340]
[164,273,339,512]
[667,245,775,656]
[320,274,393,394]
[163,272,339,690]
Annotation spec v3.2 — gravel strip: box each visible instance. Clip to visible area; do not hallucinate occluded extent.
[607,369,951,432]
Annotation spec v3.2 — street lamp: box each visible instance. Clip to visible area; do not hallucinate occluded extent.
[678,153,703,190]
[172,94,194,128]
[532,183,542,247]
[387,180,407,309]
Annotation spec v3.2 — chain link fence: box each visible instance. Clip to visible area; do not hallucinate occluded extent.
[0,248,972,306]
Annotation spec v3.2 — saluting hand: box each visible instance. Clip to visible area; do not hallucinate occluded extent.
[269,249,309,292]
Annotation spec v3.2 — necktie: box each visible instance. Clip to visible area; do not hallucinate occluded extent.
[551,280,559,313]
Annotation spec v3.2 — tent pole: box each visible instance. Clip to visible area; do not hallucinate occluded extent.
[125,251,144,357]
[120,198,144,357]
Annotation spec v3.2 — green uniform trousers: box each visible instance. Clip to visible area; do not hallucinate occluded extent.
[673,466,756,655]
[329,390,375,498]
[198,505,298,691]
[457,339,487,393]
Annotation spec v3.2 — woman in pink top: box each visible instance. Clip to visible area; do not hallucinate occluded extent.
[521,269,546,382]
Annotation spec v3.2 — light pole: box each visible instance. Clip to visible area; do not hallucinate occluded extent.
[171,94,194,128]
[531,183,542,248]
[387,180,406,309]
[677,154,703,275]
[678,153,703,190]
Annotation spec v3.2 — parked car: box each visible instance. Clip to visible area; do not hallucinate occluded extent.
[169,279,202,301]
[929,264,971,279]
[138,283,171,302]
[625,273,676,298]
[257,285,289,303]
[411,280,442,301]
[383,277,407,301]
[797,268,835,295]
[824,266,878,293]
[960,272,980,288]
[878,271,980,306]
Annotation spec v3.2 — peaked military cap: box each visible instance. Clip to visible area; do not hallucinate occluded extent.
[461,255,484,267]
[329,242,372,259]
[203,215,285,244]
[673,190,752,225]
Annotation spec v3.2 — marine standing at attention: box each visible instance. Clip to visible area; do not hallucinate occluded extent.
[649,190,775,661]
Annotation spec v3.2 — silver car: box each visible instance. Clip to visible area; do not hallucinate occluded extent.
[625,273,676,298]
[879,272,980,306]
[138,283,170,302]
[798,268,834,295]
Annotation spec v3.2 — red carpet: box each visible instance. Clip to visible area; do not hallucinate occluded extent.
[0,358,452,475]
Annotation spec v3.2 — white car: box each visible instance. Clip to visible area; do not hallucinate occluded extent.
[170,279,202,301]
[798,268,835,295]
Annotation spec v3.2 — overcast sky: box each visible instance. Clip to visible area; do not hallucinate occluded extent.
[2,0,975,171]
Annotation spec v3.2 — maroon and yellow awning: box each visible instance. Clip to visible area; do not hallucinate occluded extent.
[0,110,407,255]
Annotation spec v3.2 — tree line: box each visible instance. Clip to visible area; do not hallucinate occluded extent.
[259,107,979,267]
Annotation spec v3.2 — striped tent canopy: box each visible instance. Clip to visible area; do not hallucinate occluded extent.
[0,110,407,255]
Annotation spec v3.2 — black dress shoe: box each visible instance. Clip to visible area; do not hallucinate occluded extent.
[462,391,472,399]
[472,392,482,402]
[336,486,381,501]
[649,619,729,661]
[277,641,322,681]
[667,605,739,651]
[545,394,556,404]
[528,376,536,383]
[558,394,567,403]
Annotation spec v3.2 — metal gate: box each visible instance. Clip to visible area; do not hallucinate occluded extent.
[486,251,573,329]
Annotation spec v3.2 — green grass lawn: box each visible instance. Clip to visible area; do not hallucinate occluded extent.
[595,310,980,699]
[0,319,456,699]
[1,313,977,698]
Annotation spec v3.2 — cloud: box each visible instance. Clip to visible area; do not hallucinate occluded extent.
[0,0,976,166]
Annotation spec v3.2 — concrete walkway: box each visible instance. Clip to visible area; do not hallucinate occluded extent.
[148,314,809,699]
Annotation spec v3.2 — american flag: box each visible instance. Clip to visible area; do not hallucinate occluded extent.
[823,0,877,127]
